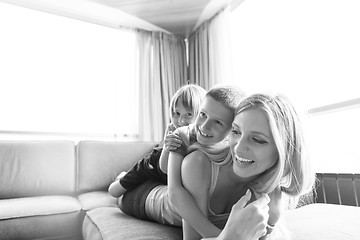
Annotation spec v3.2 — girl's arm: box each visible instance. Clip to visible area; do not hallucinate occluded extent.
[168,150,221,239]
[159,132,182,173]
[159,123,181,173]
[159,150,170,173]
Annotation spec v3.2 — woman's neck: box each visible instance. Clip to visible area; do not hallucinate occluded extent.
[225,163,258,185]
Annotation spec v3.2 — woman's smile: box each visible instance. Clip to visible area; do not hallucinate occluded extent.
[234,155,255,167]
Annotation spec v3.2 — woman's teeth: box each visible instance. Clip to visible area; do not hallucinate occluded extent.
[236,156,255,166]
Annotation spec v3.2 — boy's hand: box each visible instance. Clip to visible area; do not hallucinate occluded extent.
[163,131,182,151]
[217,190,270,240]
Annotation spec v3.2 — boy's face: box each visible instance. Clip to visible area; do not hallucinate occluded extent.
[195,95,234,145]
[172,102,196,129]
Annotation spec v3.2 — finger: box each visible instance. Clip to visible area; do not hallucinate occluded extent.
[165,137,181,144]
[167,146,177,151]
[166,140,182,147]
[234,189,252,209]
[166,134,182,140]
[253,191,262,200]
[252,193,270,207]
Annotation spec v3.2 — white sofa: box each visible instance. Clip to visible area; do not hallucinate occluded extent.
[0,140,359,240]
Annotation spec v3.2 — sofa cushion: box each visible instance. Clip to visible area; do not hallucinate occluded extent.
[82,207,182,240]
[0,195,82,239]
[78,191,118,211]
[76,141,156,193]
[0,140,76,198]
[284,203,360,240]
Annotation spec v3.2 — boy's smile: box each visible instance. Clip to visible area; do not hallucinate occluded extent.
[195,95,233,145]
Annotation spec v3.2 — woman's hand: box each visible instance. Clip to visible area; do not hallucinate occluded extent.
[216,190,270,240]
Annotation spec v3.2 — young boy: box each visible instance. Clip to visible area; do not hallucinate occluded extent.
[108,84,206,198]
[167,84,246,237]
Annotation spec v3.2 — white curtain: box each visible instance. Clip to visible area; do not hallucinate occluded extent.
[188,7,232,90]
[136,30,187,141]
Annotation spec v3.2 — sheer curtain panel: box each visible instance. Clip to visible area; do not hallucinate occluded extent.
[188,7,232,90]
[136,30,187,141]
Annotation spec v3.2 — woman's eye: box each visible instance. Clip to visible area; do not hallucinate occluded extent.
[174,112,180,116]
[231,128,240,135]
[186,113,193,117]
[199,112,206,118]
[253,137,267,144]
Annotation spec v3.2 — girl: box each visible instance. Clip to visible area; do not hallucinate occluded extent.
[108,84,206,198]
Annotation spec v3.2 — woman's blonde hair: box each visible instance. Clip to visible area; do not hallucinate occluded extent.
[236,93,315,197]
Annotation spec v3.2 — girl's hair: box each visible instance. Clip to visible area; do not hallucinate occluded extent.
[169,84,206,120]
[188,84,246,163]
[236,93,315,197]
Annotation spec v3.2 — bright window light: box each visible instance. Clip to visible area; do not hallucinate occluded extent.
[230,0,360,173]
[0,3,137,140]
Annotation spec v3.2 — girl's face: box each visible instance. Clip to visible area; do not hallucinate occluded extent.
[229,108,278,180]
[172,101,196,129]
[195,95,233,146]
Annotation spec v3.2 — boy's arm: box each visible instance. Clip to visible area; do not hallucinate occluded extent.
[168,150,221,239]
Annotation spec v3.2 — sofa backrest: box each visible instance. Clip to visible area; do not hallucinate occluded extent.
[0,141,76,199]
[76,140,157,193]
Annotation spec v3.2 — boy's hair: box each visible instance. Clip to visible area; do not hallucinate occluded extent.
[236,93,315,198]
[169,84,206,120]
[206,84,246,119]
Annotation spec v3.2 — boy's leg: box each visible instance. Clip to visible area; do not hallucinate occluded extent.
[120,148,167,191]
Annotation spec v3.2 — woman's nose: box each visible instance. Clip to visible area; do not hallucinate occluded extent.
[235,137,248,153]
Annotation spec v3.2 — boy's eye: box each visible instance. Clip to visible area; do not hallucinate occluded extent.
[199,112,206,118]
[186,113,193,117]
[216,120,223,126]
[174,112,180,116]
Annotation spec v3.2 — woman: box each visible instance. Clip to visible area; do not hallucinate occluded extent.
[180,93,315,240]
[120,93,315,240]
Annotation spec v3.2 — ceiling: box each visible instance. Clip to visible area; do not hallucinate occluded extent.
[0,0,244,37]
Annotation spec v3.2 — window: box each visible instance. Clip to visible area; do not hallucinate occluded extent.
[230,0,360,173]
[0,3,138,141]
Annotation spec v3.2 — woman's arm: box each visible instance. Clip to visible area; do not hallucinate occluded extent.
[175,151,222,239]
[202,191,270,240]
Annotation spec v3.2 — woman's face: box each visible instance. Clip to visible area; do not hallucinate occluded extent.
[229,108,279,180]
